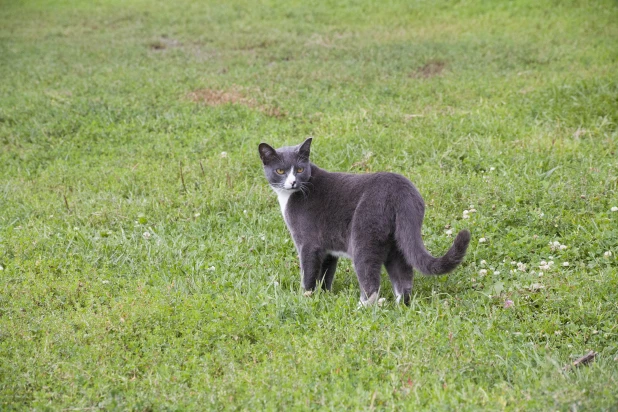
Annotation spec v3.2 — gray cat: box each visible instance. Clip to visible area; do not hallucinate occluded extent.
[258,138,470,306]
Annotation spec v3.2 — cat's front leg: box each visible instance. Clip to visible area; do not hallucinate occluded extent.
[318,255,338,291]
[299,246,323,292]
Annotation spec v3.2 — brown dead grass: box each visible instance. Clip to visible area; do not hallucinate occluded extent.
[187,89,251,106]
[411,60,446,79]
[187,88,285,118]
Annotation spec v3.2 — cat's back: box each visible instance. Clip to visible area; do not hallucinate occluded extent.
[311,167,423,211]
[316,167,418,193]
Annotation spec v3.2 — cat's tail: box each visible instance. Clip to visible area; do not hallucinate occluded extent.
[395,212,471,275]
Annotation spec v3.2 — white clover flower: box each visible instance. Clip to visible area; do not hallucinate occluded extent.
[194,213,201,218]
[548,261,554,266]
[538,272,543,277]
[480,260,487,266]
[511,261,517,265]
[490,167,495,171]
[102,280,110,284]
[469,208,477,213]
[493,271,500,275]
[208,266,215,271]
[604,251,613,257]
[462,210,470,219]
[463,214,470,219]
[445,229,453,236]
[142,232,151,239]
[0,265,3,271]
[469,205,474,209]
[517,262,526,272]
[549,241,565,251]
[220,152,228,158]
[243,210,248,215]
[540,260,547,266]
[539,265,550,271]
[479,269,488,276]
[260,235,265,241]
[479,238,487,243]
[562,262,570,266]
[611,206,618,212]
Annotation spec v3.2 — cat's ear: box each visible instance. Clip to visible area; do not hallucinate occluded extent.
[258,142,278,164]
[298,137,313,160]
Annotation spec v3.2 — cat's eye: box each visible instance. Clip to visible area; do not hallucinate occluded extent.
[275,168,285,175]
[296,167,304,173]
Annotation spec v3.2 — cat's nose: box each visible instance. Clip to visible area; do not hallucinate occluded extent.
[291,181,297,188]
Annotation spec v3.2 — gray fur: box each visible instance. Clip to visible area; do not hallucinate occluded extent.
[258,138,471,305]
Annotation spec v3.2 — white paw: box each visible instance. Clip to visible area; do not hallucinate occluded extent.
[303,290,313,297]
[358,292,381,308]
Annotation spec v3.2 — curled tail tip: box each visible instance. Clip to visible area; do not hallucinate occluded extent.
[456,229,471,247]
[414,229,471,275]
[453,229,471,255]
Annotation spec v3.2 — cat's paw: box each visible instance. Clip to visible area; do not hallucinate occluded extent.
[303,290,313,297]
[357,292,384,308]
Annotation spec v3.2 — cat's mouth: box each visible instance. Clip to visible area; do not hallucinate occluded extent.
[273,184,301,193]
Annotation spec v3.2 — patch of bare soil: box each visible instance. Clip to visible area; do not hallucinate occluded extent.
[411,60,446,79]
[187,88,285,118]
[149,36,181,51]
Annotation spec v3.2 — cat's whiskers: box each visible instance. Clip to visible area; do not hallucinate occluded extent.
[299,182,311,198]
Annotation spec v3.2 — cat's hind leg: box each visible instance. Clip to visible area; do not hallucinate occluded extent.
[385,248,414,305]
[352,246,386,306]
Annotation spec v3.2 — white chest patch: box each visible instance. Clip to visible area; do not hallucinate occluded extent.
[273,188,292,218]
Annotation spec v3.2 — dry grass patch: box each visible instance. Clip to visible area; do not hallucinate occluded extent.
[187,88,285,118]
[411,60,446,78]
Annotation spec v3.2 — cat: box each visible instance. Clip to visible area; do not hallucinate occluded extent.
[258,138,470,306]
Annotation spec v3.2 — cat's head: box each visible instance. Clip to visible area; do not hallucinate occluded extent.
[258,138,312,193]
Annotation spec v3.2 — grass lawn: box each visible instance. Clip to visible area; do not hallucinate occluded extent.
[1,0,618,409]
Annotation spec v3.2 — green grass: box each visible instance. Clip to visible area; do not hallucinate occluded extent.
[1,0,618,409]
